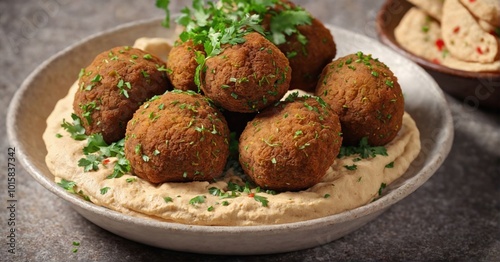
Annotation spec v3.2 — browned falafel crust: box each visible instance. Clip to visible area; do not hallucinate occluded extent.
[315,52,405,146]
[279,18,336,92]
[166,40,203,92]
[239,94,342,192]
[124,90,230,184]
[262,0,336,93]
[73,46,171,143]
[202,32,291,113]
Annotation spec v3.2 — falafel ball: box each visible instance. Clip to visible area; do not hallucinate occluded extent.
[239,93,342,192]
[73,46,171,143]
[166,40,203,91]
[124,90,230,184]
[202,32,291,113]
[315,52,405,146]
[262,0,336,92]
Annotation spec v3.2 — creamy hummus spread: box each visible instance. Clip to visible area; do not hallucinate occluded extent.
[43,38,421,226]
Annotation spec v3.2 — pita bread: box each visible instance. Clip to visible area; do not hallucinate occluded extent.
[442,0,499,63]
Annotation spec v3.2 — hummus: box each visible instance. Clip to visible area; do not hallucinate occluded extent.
[43,38,421,227]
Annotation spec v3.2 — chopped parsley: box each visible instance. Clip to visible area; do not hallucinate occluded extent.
[100,187,110,195]
[159,0,311,88]
[189,195,206,205]
[156,0,171,28]
[385,162,394,168]
[164,196,173,203]
[117,79,132,98]
[126,177,137,183]
[378,183,387,196]
[65,128,131,179]
[337,137,388,159]
[253,195,269,207]
[58,179,77,194]
[344,164,357,171]
[209,182,270,207]
[57,179,90,201]
[61,113,87,140]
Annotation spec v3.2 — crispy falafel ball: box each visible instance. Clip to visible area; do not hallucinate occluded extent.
[124,90,230,184]
[239,93,342,192]
[166,40,203,91]
[202,32,291,113]
[73,46,171,143]
[315,52,405,146]
[262,0,336,92]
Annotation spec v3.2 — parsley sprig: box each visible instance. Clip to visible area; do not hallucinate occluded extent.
[209,181,272,207]
[57,178,90,201]
[337,137,388,159]
[61,113,86,140]
[158,0,312,88]
[78,134,131,179]
[61,114,131,179]
[175,0,266,87]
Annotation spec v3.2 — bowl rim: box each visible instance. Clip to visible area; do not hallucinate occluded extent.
[7,17,454,235]
[375,0,500,80]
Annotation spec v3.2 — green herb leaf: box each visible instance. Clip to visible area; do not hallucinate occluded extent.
[78,155,101,172]
[253,194,269,207]
[61,113,87,141]
[100,187,110,195]
[164,196,173,203]
[189,195,206,205]
[337,137,388,159]
[378,183,387,196]
[344,164,357,171]
[58,179,77,194]
[156,0,171,28]
[268,9,312,45]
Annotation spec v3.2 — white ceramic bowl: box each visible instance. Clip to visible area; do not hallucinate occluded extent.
[7,18,453,255]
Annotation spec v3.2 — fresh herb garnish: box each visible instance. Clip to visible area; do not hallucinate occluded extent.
[344,164,357,171]
[162,0,311,88]
[253,195,269,207]
[378,183,387,196]
[189,195,206,205]
[58,179,77,193]
[337,137,388,159]
[164,196,173,203]
[267,6,311,45]
[61,113,87,140]
[74,134,130,179]
[156,0,171,28]
[100,187,110,195]
[210,182,270,207]
[57,179,91,201]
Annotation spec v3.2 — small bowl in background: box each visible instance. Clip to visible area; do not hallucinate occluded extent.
[376,0,500,110]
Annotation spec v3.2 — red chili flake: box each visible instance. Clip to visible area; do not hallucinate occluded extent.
[432,58,441,64]
[453,26,460,34]
[477,47,483,54]
[102,159,110,165]
[435,39,445,51]
[469,0,476,2]
[248,193,255,197]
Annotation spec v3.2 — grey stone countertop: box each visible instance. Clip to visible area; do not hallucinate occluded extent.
[1,0,499,261]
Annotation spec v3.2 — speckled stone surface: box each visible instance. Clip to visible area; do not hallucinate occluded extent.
[0,0,499,261]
